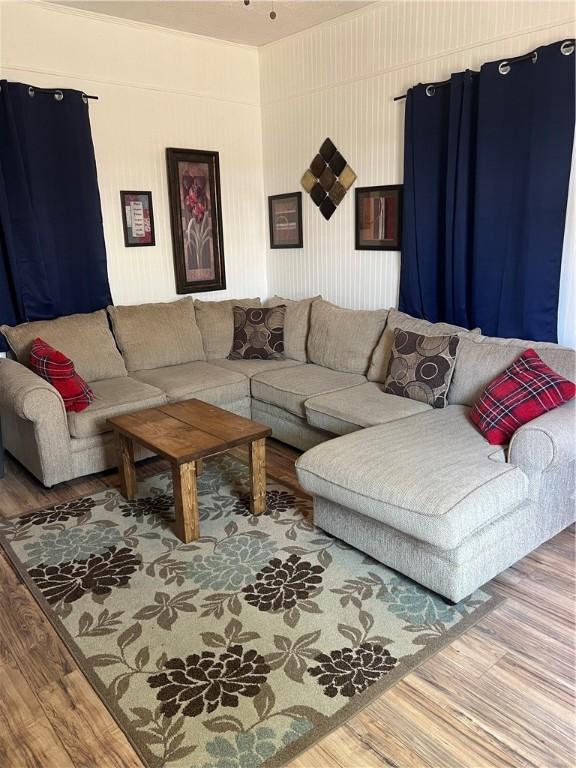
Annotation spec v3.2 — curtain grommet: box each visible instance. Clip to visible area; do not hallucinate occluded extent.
[531,51,538,64]
[81,93,88,104]
[498,61,510,75]
[561,40,575,56]
[54,90,63,102]
[28,86,35,97]
[425,85,436,97]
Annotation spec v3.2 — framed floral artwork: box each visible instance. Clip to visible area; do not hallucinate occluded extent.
[166,148,226,293]
[120,190,155,247]
[355,185,403,251]
[268,192,303,248]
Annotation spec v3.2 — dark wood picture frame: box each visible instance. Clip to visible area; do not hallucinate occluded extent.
[166,147,226,294]
[355,184,403,251]
[120,190,155,247]
[268,192,303,249]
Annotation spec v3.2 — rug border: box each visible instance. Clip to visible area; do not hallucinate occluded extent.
[264,586,503,767]
[0,526,155,768]
[0,487,504,768]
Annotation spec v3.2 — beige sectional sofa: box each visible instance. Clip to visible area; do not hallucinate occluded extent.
[1,295,574,602]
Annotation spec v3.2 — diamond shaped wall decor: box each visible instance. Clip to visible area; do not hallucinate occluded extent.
[301,138,357,220]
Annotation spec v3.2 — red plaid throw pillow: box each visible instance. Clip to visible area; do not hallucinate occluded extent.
[29,337,94,413]
[470,348,575,445]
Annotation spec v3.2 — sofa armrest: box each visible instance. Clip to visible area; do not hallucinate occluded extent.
[509,400,576,474]
[0,358,65,419]
[0,358,73,486]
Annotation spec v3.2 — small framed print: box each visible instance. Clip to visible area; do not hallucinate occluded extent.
[120,191,155,247]
[268,192,303,249]
[355,185,403,251]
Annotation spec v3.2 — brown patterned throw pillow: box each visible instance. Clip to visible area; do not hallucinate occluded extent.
[229,305,286,360]
[384,328,460,408]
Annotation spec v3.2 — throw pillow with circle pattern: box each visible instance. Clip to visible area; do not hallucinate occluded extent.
[229,305,287,360]
[384,327,460,408]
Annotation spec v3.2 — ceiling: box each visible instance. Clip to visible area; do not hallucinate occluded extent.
[49,1,374,46]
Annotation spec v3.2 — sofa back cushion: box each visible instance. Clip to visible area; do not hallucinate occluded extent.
[266,295,320,362]
[308,299,389,375]
[107,298,204,372]
[449,333,576,406]
[0,310,127,382]
[194,298,261,359]
[368,309,478,383]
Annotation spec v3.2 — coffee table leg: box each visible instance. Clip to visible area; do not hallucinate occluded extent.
[117,433,136,501]
[250,438,267,516]
[173,461,199,543]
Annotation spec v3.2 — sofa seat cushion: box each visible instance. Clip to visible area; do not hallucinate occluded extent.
[296,405,529,549]
[131,361,249,404]
[251,364,366,418]
[67,377,166,438]
[211,358,305,378]
[305,383,431,435]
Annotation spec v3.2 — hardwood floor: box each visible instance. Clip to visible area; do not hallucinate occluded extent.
[0,441,574,768]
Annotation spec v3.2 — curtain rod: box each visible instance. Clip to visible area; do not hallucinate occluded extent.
[394,78,450,101]
[25,85,99,101]
[392,41,575,102]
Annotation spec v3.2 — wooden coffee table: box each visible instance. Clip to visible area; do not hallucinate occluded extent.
[108,400,272,543]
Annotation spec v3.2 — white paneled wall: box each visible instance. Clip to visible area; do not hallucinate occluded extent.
[0,1,267,305]
[260,1,576,340]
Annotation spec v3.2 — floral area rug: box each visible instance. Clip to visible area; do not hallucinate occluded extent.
[0,455,502,768]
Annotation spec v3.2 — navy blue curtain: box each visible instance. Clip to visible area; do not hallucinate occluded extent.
[0,81,112,351]
[399,40,575,342]
[400,70,479,328]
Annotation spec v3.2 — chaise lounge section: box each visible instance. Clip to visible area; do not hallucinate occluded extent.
[296,328,576,601]
[296,402,575,601]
